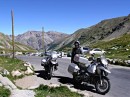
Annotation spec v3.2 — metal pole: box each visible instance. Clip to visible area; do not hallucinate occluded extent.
[42,27,44,51]
[11,10,15,59]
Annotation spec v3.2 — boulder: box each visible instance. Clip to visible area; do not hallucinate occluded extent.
[0,83,3,86]
[106,58,113,63]
[124,60,130,65]
[10,90,35,97]
[3,69,10,75]
[25,67,34,75]
[24,62,33,70]
[112,59,118,64]
[28,85,39,89]
[24,63,28,67]
[125,60,128,64]
[49,84,60,87]
[0,74,17,90]
[0,67,4,73]
[0,67,10,76]
[11,70,22,77]
[127,60,130,64]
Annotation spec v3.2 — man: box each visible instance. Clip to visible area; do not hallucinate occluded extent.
[71,41,82,66]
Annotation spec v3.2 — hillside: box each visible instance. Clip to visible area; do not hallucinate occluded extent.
[91,33,130,60]
[0,32,34,53]
[15,31,69,50]
[53,14,130,51]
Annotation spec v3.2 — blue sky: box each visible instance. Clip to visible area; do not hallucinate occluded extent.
[0,0,130,35]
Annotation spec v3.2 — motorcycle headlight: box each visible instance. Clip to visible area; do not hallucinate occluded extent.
[41,59,46,63]
[51,54,58,59]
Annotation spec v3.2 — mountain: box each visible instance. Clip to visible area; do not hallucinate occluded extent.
[46,31,69,41]
[53,14,130,51]
[0,32,34,52]
[15,31,69,50]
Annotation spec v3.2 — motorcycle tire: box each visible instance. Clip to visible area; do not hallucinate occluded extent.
[47,67,53,80]
[95,77,110,94]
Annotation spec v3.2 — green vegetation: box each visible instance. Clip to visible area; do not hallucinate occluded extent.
[91,34,130,60]
[59,41,74,52]
[0,56,26,80]
[0,86,11,97]
[0,56,26,72]
[35,85,83,97]
[110,60,130,67]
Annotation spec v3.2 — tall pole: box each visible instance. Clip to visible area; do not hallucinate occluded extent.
[42,27,44,52]
[11,10,15,59]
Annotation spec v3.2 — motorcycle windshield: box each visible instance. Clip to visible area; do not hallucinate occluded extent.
[101,56,108,65]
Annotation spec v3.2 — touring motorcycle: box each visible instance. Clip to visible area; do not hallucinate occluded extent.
[41,52,58,79]
[68,54,111,94]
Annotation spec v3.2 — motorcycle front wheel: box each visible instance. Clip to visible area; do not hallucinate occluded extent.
[95,77,110,94]
[47,66,53,80]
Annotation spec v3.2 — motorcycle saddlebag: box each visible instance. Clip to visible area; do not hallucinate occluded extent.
[68,63,80,74]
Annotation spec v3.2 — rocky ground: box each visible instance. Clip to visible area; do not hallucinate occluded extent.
[10,90,35,97]
[0,74,35,97]
[0,73,90,97]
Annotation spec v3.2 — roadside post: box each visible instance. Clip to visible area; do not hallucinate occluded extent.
[11,10,15,59]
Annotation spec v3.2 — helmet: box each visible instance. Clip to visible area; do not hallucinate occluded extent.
[74,41,80,45]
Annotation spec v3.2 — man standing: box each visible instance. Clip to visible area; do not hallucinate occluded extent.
[71,41,82,66]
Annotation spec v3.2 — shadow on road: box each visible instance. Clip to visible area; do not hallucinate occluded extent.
[53,75,73,84]
[35,70,48,80]
[53,75,98,94]
[34,71,102,95]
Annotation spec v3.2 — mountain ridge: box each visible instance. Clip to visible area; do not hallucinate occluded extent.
[0,32,35,52]
[52,14,130,51]
[14,31,69,50]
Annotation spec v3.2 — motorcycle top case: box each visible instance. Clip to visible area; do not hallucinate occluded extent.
[68,63,80,74]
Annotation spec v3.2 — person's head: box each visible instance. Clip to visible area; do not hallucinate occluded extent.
[74,41,80,48]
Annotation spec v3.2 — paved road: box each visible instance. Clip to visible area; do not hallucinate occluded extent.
[17,55,130,97]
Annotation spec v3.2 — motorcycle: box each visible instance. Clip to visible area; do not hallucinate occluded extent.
[41,52,58,80]
[68,54,111,94]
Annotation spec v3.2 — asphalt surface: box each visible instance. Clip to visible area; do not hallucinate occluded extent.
[17,55,130,97]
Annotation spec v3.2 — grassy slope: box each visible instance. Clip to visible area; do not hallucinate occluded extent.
[0,86,11,97]
[0,56,26,96]
[0,56,26,72]
[0,56,27,81]
[91,33,130,60]
[35,85,83,97]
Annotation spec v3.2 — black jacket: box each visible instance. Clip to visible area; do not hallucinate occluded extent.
[71,47,82,63]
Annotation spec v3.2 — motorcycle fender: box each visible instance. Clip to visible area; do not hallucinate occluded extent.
[51,61,57,64]
[99,66,111,74]
[95,75,110,81]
